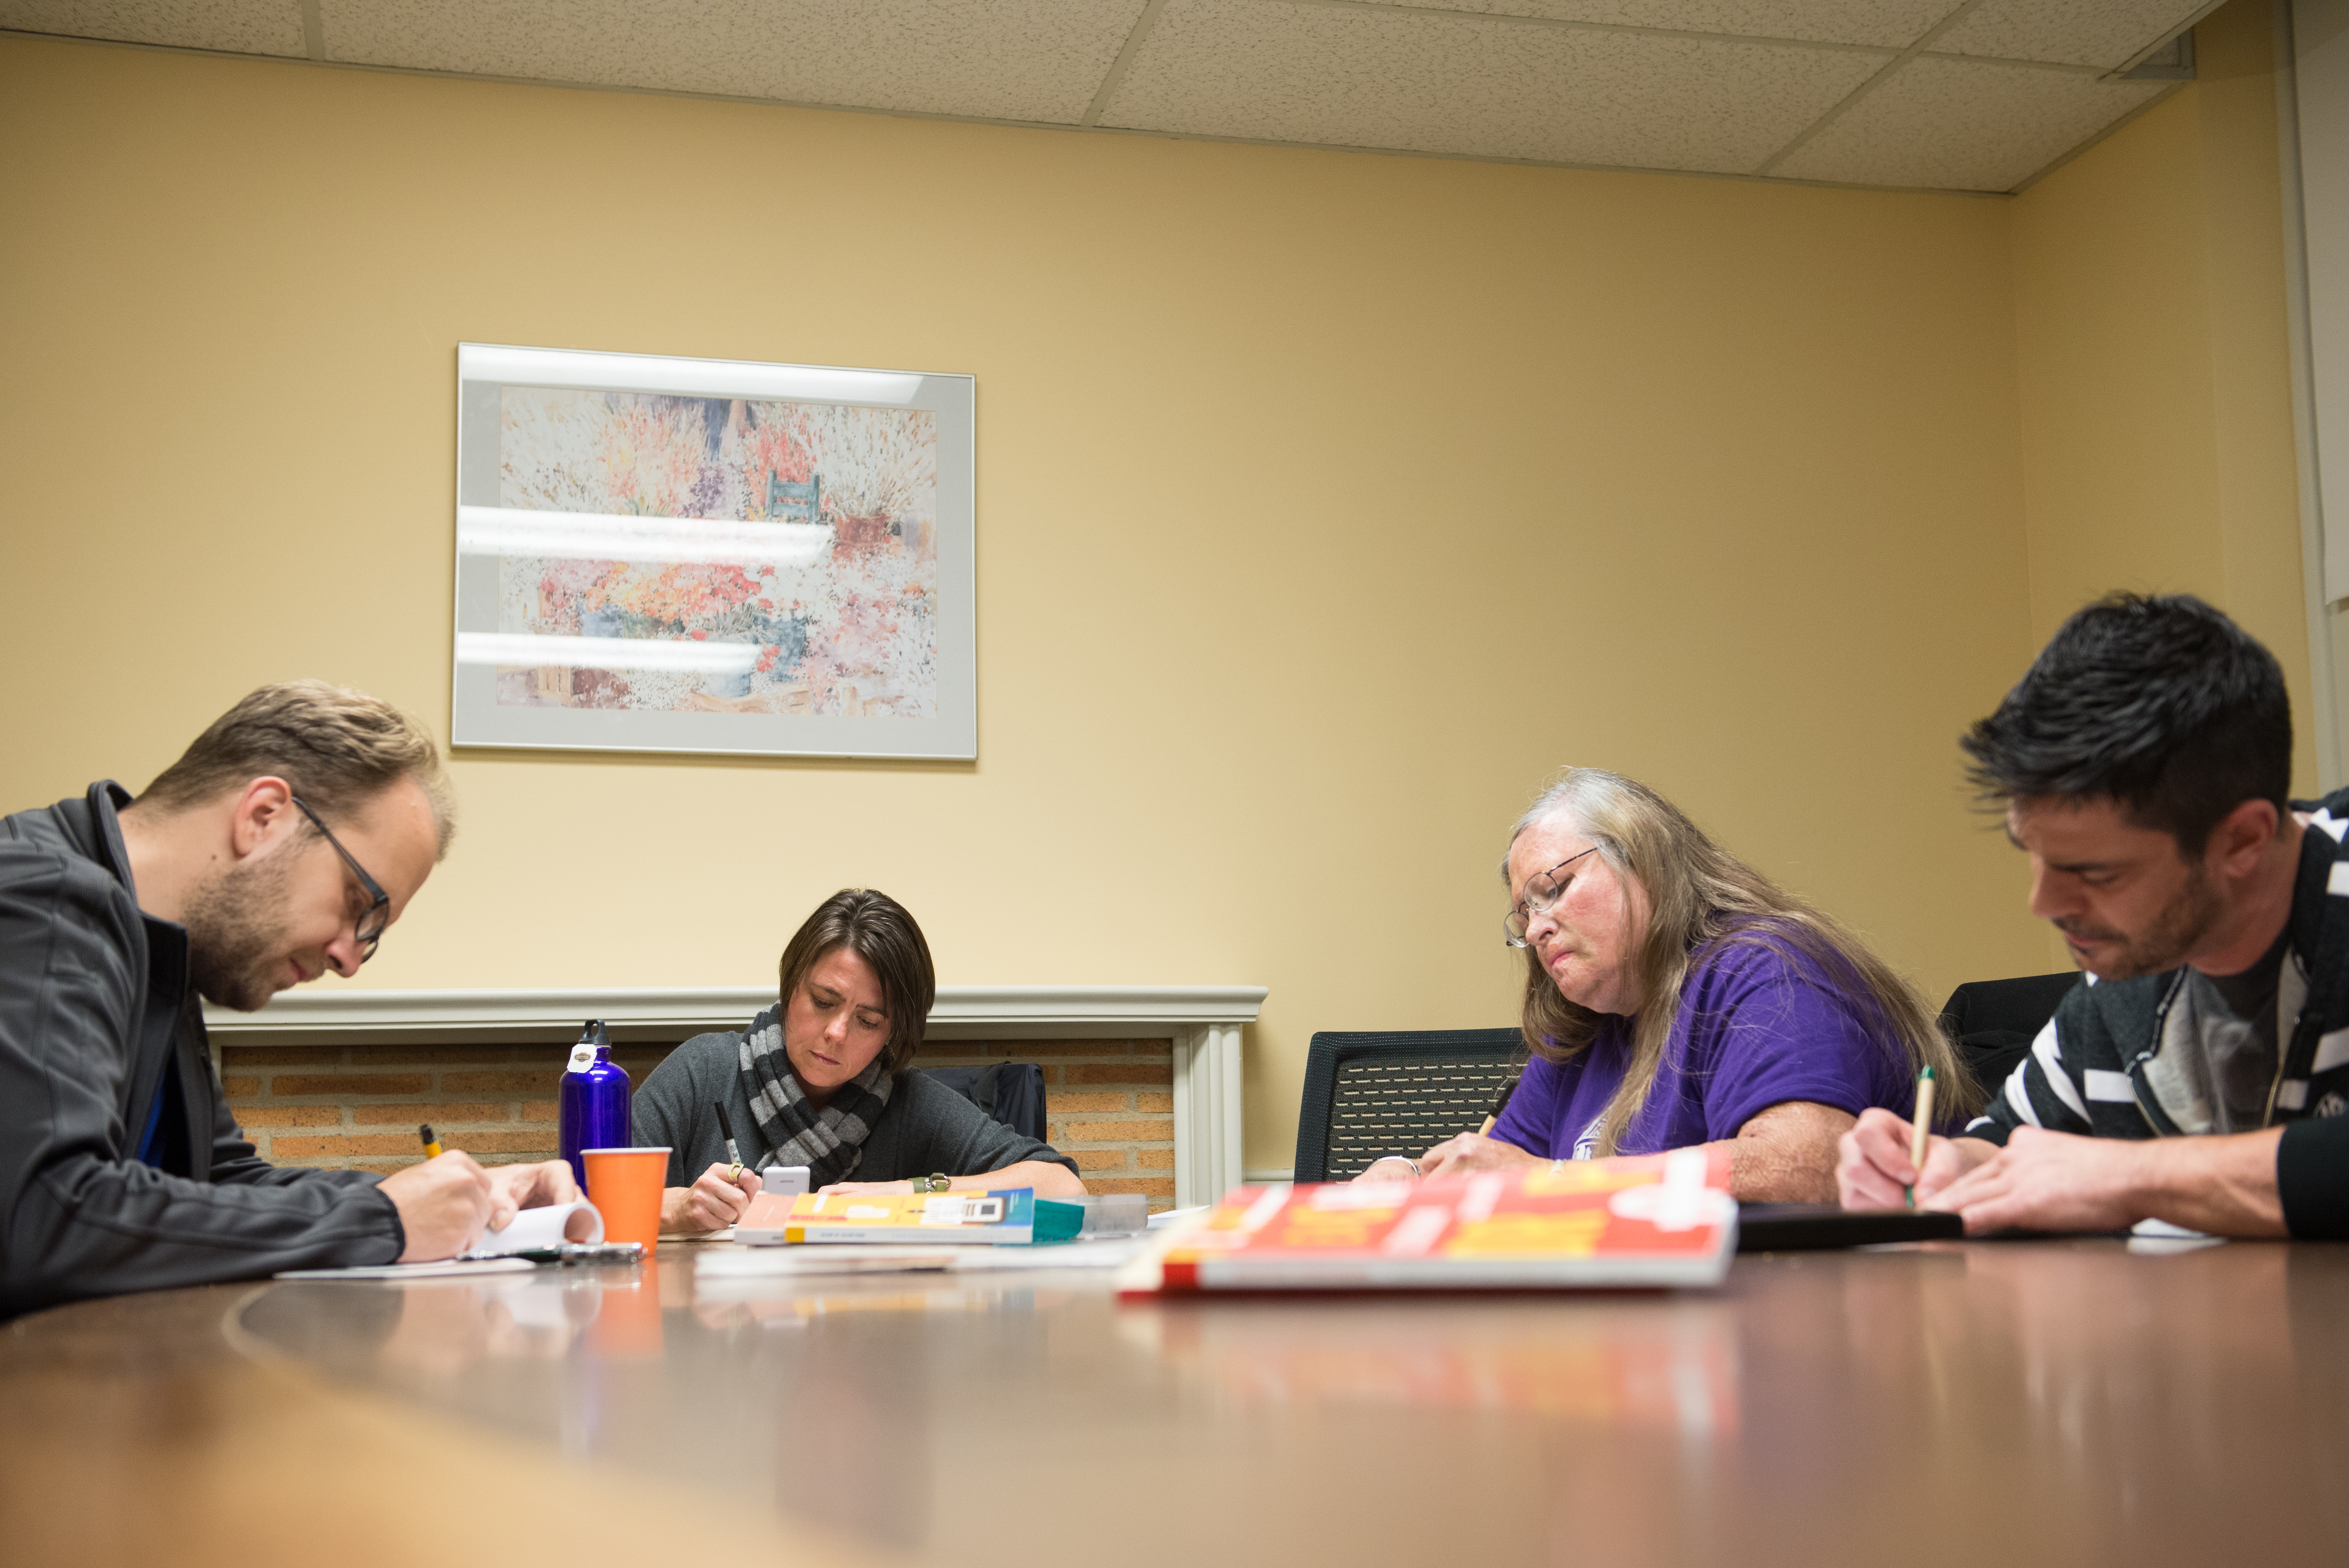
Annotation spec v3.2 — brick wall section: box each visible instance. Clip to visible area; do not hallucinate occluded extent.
[219,1036,1177,1209]
[219,1043,678,1173]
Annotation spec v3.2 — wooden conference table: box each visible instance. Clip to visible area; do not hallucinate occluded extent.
[5,1236,2346,1567]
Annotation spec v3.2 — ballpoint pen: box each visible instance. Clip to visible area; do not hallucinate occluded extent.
[418,1123,443,1159]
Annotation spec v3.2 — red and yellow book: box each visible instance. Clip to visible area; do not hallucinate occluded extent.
[1119,1148,1737,1295]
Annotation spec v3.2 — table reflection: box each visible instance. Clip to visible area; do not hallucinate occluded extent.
[231,1243,2349,1566]
[375,1272,607,1371]
[1126,1297,1739,1434]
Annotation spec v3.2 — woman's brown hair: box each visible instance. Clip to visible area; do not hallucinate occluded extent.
[777,889,936,1077]
[1506,769,1977,1156]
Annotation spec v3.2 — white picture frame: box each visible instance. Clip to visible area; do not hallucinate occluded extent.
[450,343,975,759]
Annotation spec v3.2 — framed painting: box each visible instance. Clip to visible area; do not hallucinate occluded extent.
[451,343,975,759]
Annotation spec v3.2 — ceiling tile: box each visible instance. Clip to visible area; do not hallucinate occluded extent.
[1349,0,1952,50]
[1772,54,2166,190]
[0,0,304,56]
[1099,0,1887,174]
[316,0,1148,124]
[1930,0,2207,69]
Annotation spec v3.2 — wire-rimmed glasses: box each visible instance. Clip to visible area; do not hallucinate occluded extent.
[1502,846,1600,948]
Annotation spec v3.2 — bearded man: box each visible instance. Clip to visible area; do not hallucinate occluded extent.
[0,682,575,1316]
[1839,594,2349,1238]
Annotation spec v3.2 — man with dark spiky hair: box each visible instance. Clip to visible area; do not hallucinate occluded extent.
[1838,593,2349,1237]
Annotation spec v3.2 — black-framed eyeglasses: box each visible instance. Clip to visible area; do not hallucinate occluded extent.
[1502,846,1600,948]
[291,796,390,964]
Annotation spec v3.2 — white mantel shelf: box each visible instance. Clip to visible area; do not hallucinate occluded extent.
[204,985,1267,1207]
[202,984,1265,1044]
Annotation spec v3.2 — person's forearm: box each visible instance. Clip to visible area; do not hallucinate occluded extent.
[1726,1102,1854,1202]
[2134,1129,2287,1237]
[955,1160,1086,1198]
[3,1152,401,1314]
[1726,1136,1836,1202]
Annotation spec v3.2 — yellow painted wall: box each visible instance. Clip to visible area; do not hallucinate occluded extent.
[2012,0,2315,794]
[0,28,2186,1173]
[2008,0,2317,972]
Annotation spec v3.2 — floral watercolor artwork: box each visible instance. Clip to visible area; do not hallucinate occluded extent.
[491,388,939,718]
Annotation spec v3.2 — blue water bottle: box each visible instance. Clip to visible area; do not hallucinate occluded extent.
[558,1019,632,1192]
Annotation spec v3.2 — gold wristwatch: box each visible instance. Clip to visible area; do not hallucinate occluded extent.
[911,1172,951,1193]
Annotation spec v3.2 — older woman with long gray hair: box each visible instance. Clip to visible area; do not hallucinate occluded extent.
[1362,769,1974,1200]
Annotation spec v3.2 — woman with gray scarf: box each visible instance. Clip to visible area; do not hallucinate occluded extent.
[633,888,1084,1234]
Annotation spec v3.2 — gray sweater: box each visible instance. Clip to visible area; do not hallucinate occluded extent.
[631,1028,1077,1187]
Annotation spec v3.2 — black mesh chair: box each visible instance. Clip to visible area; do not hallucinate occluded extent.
[1293,1029,1524,1183]
[1939,972,2081,1100]
[916,1063,1048,1143]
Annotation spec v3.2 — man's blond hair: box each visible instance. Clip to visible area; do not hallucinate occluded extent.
[138,681,456,858]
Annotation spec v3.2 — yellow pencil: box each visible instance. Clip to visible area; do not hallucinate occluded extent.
[1476,1070,1524,1137]
[418,1123,444,1159]
[1904,1067,1936,1209]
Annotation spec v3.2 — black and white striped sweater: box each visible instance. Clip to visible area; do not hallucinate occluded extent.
[1965,788,2349,1237]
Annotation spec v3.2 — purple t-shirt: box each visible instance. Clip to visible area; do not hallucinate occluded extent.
[1490,935,1917,1160]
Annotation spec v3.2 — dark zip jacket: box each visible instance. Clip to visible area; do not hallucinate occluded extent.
[1965,787,2349,1237]
[0,783,402,1316]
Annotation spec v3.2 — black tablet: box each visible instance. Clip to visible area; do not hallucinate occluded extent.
[1735,1203,1965,1251]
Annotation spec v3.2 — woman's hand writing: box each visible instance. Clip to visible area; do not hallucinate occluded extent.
[1416,1132,1543,1180]
[658,1163,761,1234]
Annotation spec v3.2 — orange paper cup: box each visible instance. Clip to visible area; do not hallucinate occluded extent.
[582,1147,668,1249]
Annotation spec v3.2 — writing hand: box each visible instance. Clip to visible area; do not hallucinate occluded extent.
[480,1158,580,1233]
[1417,1132,1541,1180]
[380,1150,494,1261]
[1924,1127,2150,1234]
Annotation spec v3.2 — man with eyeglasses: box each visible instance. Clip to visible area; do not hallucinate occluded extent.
[0,681,577,1316]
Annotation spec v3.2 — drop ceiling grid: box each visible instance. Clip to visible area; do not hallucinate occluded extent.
[315,0,1150,124]
[1096,0,1891,173]
[1774,52,2168,190]
[1932,0,2221,69]
[1110,0,2215,71]
[0,0,2228,194]
[0,0,304,55]
[1320,0,1945,50]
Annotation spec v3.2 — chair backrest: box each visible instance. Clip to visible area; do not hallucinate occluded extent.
[767,469,822,523]
[914,1062,1048,1144]
[1293,1029,1524,1184]
[1939,972,2082,1102]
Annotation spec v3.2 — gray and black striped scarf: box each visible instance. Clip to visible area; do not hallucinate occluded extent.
[735,1002,894,1187]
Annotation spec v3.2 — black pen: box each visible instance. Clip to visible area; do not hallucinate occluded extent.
[713,1100,743,1180]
